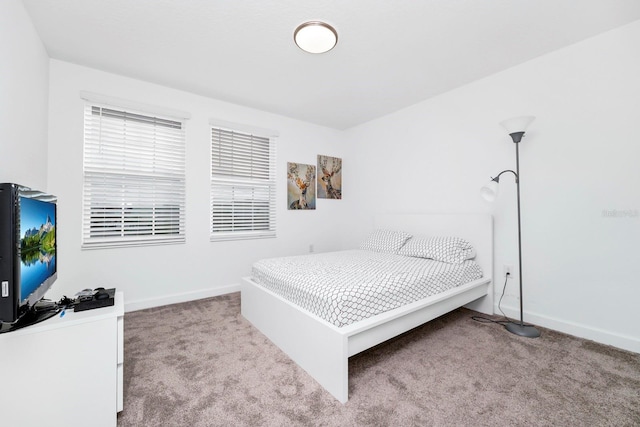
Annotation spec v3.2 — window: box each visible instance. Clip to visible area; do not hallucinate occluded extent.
[210,122,277,241]
[82,102,187,249]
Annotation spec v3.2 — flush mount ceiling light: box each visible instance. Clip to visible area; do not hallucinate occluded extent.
[294,21,338,54]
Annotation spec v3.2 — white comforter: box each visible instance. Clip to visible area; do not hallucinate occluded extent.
[251,249,483,327]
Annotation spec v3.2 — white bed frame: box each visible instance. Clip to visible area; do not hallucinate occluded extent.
[241,213,493,403]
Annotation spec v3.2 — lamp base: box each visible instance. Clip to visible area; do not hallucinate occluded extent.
[505,322,541,338]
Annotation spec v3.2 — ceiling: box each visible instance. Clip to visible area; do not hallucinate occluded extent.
[22,0,640,130]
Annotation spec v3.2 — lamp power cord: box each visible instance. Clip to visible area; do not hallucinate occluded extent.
[471,272,536,328]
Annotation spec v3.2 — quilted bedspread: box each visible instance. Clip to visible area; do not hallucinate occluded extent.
[251,249,483,327]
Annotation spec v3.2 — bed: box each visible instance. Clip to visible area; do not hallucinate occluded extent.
[241,214,493,403]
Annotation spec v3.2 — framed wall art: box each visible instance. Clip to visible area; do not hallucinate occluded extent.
[287,162,316,210]
[317,155,342,199]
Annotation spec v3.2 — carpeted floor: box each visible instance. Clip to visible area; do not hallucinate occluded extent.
[117,293,640,426]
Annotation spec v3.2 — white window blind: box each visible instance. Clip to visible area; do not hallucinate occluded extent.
[82,104,186,249]
[210,126,276,241]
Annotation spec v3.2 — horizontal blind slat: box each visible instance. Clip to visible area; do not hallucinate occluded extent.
[210,125,276,241]
[83,103,186,249]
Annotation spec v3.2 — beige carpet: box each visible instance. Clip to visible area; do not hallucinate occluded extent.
[117,293,640,426]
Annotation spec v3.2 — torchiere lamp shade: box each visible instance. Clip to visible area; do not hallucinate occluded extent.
[499,116,536,135]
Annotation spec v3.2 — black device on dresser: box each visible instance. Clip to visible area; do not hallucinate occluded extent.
[74,288,116,312]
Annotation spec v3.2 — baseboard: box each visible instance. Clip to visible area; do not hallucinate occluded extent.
[124,284,241,313]
[124,287,638,353]
[464,292,493,315]
[498,304,640,354]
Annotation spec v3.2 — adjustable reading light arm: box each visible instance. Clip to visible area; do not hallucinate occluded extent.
[490,169,518,184]
[481,169,519,202]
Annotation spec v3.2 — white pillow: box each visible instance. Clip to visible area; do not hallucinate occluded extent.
[398,236,475,264]
[359,229,412,254]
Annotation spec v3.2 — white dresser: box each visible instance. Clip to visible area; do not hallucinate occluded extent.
[0,292,124,427]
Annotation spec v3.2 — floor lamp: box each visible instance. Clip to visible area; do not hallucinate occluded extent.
[481,116,541,338]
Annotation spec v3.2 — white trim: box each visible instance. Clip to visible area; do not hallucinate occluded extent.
[209,118,279,137]
[80,90,191,120]
[209,232,276,242]
[499,304,640,354]
[124,284,240,313]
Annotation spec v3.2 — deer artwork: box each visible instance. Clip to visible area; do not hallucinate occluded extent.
[318,156,342,199]
[287,163,315,209]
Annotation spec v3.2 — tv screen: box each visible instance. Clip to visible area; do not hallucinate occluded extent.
[19,196,56,305]
[0,183,58,329]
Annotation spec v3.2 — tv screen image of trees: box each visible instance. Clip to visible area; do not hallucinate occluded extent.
[19,197,56,303]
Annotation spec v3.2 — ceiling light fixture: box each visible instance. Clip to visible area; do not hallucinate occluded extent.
[294,21,338,54]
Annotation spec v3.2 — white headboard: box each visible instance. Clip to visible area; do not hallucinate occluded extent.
[375,213,494,314]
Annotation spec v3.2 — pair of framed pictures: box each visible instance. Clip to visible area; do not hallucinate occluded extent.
[287,155,341,210]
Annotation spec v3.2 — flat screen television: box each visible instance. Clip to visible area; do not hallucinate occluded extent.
[0,183,58,332]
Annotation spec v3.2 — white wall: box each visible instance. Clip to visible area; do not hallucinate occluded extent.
[47,60,351,310]
[344,21,640,352]
[0,0,49,189]
[8,2,638,352]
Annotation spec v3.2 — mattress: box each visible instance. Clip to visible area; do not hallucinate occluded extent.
[251,249,483,327]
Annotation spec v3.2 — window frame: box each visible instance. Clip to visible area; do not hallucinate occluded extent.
[81,99,188,249]
[209,121,277,242]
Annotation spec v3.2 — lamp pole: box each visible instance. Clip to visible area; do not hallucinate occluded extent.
[515,141,524,328]
[504,132,540,338]
[482,116,540,337]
